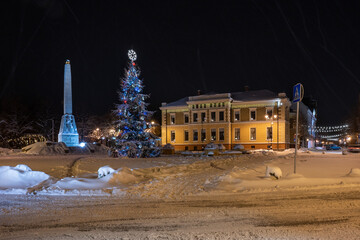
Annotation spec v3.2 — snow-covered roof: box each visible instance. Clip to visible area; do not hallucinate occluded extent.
[231,89,278,102]
[162,89,279,108]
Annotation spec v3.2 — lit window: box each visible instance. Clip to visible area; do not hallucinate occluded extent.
[193,130,198,141]
[211,129,216,141]
[219,111,224,121]
[170,114,175,124]
[171,130,175,142]
[235,128,240,140]
[250,109,256,121]
[201,112,206,122]
[267,127,273,140]
[234,110,240,121]
[219,128,224,141]
[193,113,198,123]
[266,108,273,119]
[184,114,189,123]
[250,128,256,140]
[184,130,189,141]
[201,129,206,141]
[211,112,216,121]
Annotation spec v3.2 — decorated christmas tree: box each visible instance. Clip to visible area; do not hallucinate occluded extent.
[113,50,160,158]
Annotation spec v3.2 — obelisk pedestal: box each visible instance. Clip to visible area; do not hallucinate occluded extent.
[58,59,79,147]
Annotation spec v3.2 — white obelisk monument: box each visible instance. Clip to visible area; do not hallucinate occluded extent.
[58,59,79,146]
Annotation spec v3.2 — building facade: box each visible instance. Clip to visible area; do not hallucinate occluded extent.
[160,90,292,151]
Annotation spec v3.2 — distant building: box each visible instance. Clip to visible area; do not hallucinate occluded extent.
[160,90,292,151]
[290,101,317,149]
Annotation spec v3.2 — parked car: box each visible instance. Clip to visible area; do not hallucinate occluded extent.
[347,144,360,153]
[325,144,341,150]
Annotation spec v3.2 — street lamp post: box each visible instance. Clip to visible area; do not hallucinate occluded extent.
[265,114,277,151]
[201,116,207,146]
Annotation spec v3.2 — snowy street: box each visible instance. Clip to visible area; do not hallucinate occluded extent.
[1,151,360,239]
[1,184,360,239]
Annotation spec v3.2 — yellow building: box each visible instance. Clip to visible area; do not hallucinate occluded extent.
[160,90,291,151]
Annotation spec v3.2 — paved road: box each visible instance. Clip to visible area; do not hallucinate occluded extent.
[1,186,360,239]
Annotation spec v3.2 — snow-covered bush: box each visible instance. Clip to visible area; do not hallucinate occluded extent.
[233,144,245,151]
[204,143,218,150]
[162,143,175,155]
[207,151,214,156]
[218,144,226,151]
[98,166,115,178]
[15,164,32,172]
[265,166,282,179]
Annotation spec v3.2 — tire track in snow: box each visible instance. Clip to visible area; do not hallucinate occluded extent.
[66,157,86,177]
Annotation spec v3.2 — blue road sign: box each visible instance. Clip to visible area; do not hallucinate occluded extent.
[293,83,302,102]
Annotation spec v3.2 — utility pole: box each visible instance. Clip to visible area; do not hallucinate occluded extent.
[293,83,304,174]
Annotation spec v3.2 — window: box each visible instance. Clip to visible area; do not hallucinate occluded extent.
[193,113,198,123]
[201,129,206,141]
[200,104,202,108]
[170,114,175,124]
[171,130,175,142]
[211,112,216,121]
[235,128,240,140]
[184,114,189,123]
[250,109,256,121]
[201,112,206,122]
[234,110,240,121]
[193,130,198,141]
[185,146,188,151]
[210,103,212,107]
[204,104,206,108]
[184,130,189,141]
[192,105,195,109]
[266,108,273,119]
[211,129,216,141]
[222,102,225,107]
[219,111,224,121]
[219,128,224,141]
[196,104,199,109]
[250,128,256,140]
[267,127,273,140]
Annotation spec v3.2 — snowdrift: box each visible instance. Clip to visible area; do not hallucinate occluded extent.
[0,165,49,190]
[21,141,109,155]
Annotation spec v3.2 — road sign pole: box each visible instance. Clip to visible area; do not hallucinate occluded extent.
[294,101,299,174]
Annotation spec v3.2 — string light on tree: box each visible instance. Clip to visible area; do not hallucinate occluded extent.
[112,50,160,158]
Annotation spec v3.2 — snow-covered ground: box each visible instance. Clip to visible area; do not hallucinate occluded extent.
[0,149,359,239]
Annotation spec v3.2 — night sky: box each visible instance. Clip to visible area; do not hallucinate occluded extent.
[1,0,360,125]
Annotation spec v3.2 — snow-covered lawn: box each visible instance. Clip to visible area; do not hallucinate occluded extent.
[0,150,359,196]
[1,150,359,239]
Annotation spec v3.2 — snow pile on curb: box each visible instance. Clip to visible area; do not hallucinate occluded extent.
[0,147,17,155]
[98,166,115,178]
[265,166,282,179]
[0,165,49,189]
[110,167,147,185]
